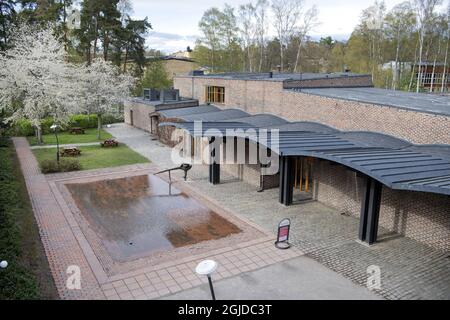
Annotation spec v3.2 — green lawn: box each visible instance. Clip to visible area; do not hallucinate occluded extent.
[27,128,113,146]
[33,144,150,171]
[0,138,58,299]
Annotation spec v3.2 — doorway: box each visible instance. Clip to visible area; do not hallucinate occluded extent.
[293,157,314,202]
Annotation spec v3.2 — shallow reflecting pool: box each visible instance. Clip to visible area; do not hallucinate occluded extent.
[67,175,241,261]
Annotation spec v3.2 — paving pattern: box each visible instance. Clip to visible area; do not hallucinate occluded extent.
[105,123,450,300]
[13,137,300,300]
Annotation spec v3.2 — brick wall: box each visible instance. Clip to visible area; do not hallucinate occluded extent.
[124,100,155,132]
[124,99,198,133]
[316,161,450,252]
[174,76,450,145]
[283,75,373,89]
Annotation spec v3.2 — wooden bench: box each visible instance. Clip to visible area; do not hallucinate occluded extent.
[60,147,81,157]
[100,139,119,148]
[69,127,85,135]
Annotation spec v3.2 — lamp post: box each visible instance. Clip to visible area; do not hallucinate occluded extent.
[0,260,8,269]
[50,124,60,166]
[195,260,218,300]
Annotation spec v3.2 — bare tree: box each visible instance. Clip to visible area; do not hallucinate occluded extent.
[238,3,257,72]
[441,3,450,92]
[294,5,319,72]
[413,0,442,92]
[385,1,416,90]
[271,0,303,71]
[255,0,269,72]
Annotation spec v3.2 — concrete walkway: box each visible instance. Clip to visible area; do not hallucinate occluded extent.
[30,142,100,149]
[164,256,382,300]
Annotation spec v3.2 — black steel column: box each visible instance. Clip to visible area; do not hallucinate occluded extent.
[279,156,294,205]
[358,177,371,242]
[208,137,220,185]
[358,177,382,245]
[279,155,285,203]
[366,180,382,245]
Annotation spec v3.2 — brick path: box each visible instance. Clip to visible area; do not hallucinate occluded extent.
[13,136,301,300]
[105,123,450,300]
[13,137,104,299]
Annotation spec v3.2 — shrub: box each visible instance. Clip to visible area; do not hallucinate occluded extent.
[39,158,81,174]
[69,114,98,129]
[102,113,124,124]
[11,119,34,136]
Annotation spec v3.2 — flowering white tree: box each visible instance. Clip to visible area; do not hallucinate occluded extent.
[0,23,82,143]
[79,58,134,139]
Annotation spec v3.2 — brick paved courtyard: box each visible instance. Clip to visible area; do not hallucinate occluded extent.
[13,137,302,300]
[12,124,450,300]
[104,123,450,300]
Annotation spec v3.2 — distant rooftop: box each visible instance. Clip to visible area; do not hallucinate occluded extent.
[188,71,367,82]
[295,87,450,117]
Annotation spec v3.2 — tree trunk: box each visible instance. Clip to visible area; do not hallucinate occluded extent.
[93,15,99,59]
[123,46,129,73]
[280,44,284,72]
[441,36,449,93]
[36,125,43,145]
[430,38,441,92]
[408,36,419,92]
[97,114,102,140]
[294,37,302,73]
[393,29,401,90]
[416,30,425,93]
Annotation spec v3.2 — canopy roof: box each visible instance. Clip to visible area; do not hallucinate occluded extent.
[160,120,450,196]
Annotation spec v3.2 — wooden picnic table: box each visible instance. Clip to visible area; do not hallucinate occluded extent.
[69,127,85,134]
[60,147,81,157]
[100,139,119,148]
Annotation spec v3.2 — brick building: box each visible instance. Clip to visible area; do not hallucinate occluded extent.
[125,72,450,252]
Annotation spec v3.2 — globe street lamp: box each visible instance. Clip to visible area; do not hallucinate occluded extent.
[195,260,218,300]
[0,260,8,269]
[50,124,60,166]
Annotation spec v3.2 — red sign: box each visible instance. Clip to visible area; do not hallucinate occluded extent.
[276,218,291,245]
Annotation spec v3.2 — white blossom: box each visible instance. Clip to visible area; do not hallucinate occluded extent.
[0,23,82,131]
[79,58,135,117]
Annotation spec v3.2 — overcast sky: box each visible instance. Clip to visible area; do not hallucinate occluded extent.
[129,0,424,54]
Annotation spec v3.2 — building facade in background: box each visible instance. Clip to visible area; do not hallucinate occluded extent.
[125,71,450,252]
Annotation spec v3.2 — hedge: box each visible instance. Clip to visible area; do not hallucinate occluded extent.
[0,139,40,299]
[40,158,82,174]
[8,114,123,137]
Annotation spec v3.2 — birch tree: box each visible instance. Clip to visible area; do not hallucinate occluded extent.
[293,5,319,72]
[79,58,134,139]
[385,2,416,90]
[255,0,269,72]
[0,23,82,143]
[441,3,450,92]
[413,0,442,92]
[271,0,303,71]
[238,3,257,72]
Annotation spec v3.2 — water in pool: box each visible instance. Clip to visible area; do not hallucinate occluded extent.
[67,175,242,261]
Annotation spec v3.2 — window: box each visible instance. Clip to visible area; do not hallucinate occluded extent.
[206,86,225,103]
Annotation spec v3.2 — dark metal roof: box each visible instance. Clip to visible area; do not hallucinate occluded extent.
[182,109,250,121]
[185,72,368,82]
[296,87,450,117]
[157,105,220,118]
[338,131,412,149]
[160,121,450,196]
